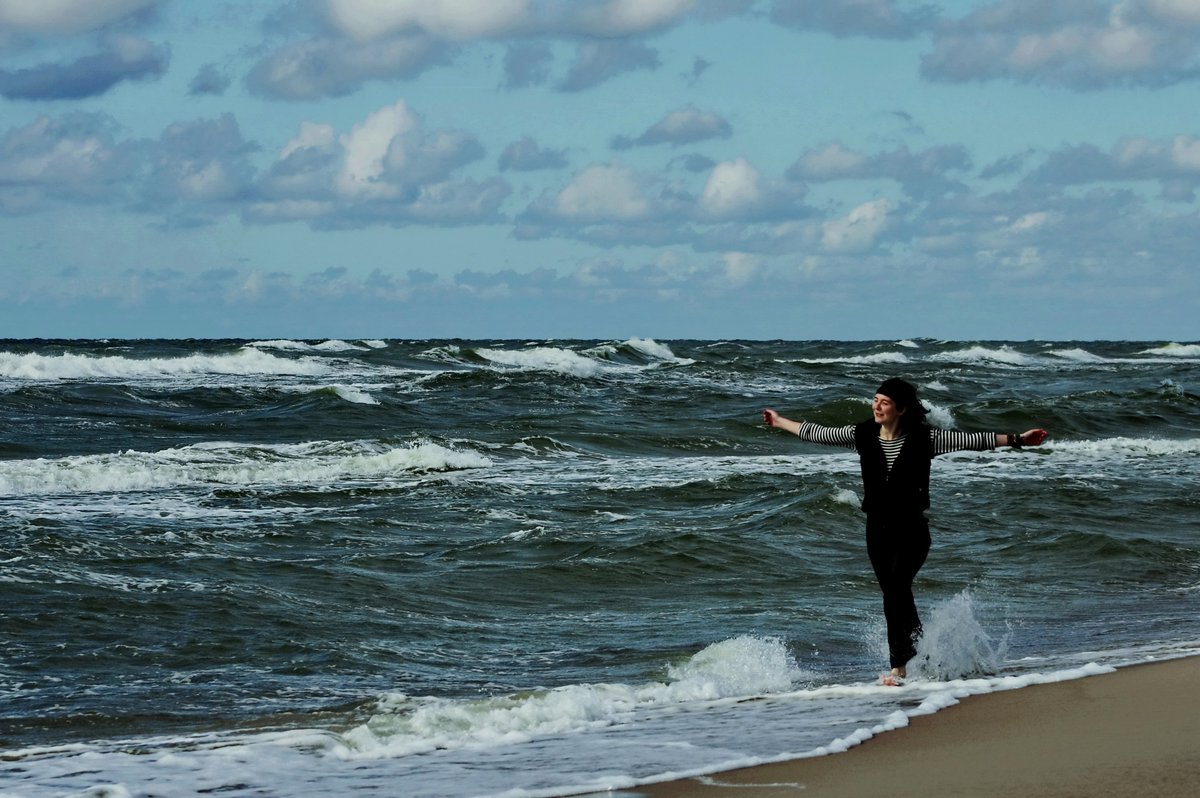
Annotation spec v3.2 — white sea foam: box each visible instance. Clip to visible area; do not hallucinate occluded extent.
[800,352,912,366]
[0,348,327,382]
[478,338,691,377]
[1048,347,1107,363]
[618,337,695,365]
[1139,342,1200,358]
[0,440,489,497]
[249,339,369,353]
[328,385,379,405]
[930,345,1036,367]
[337,636,806,760]
[477,346,604,377]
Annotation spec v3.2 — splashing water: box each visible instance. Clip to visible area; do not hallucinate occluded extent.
[909,590,1008,681]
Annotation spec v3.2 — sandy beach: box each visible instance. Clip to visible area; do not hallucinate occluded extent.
[619,655,1198,798]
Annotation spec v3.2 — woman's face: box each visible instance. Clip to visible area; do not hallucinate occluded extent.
[873,393,906,426]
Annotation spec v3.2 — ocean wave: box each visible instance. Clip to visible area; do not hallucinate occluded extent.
[337,636,805,760]
[284,384,382,405]
[0,440,489,497]
[798,352,912,366]
[0,347,328,382]
[585,337,696,366]
[427,338,691,378]
[249,339,374,353]
[1047,347,1108,363]
[477,346,606,377]
[929,345,1036,367]
[1049,436,1200,458]
[1139,343,1200,358]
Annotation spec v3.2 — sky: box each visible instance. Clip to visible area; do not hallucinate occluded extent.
[0,0,1198,341]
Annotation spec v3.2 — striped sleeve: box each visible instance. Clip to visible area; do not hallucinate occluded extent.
[796,422,857,450]
[930,428,996,455]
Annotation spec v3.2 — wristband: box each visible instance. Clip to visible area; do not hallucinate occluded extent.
[1009,432,1023,448]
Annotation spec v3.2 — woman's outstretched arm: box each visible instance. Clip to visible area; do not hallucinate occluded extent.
[762,408,802,436]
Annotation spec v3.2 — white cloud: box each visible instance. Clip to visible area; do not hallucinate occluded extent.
[554,164,650,221]
[336,100,418,199]
[794,142,869,179]
[576,0,694,36]
[1170,135,1200,170]
[720,251,760,286]
[322,0,530,41]
[0,0,157,37]
[701,157,761,215]
[616,105,733,149]
[1141,0,1200,24]
[923,0,1200,88]
[247,33,450,100]
[280,122,337,161]
[821,198,891,253]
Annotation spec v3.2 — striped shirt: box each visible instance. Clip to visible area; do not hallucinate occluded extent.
[796,422,996,472]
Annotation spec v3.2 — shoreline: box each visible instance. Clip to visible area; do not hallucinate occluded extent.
[616,655,1199,798]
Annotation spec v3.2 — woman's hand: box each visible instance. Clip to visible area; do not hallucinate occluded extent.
[762,408,802,436]
[1021,428,1049,446]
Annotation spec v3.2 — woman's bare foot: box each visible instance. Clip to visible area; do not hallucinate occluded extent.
[880,667,906,686]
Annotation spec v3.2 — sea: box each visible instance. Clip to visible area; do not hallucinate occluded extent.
[1,338,1197,798]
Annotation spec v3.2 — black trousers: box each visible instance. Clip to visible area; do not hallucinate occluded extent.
[865,513,930,670]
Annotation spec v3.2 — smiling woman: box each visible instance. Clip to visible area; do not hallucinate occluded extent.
[763,377,1049,683]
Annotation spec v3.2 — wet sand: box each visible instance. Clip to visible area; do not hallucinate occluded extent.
[625,655,1198,798]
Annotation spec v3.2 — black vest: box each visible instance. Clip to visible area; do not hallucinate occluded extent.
[853,419,932,516]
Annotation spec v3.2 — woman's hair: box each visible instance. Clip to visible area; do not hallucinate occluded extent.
[876,377,928,431]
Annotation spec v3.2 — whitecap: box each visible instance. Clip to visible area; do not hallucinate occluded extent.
[337,636,805,760]
[0,440,489,497]
[0,347,327,382]
[1139,342,1200,358]
[477,346,603,378]
[930,346,1036,367]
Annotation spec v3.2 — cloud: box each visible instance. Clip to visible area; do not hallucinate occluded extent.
[0,35,167,100]
[320,0,530,41]
[188,63,231,96]
[612,105,733,149]
[821,198,892,252]
[560,39,661,91]
[701,157,762,216]
[498,136,569,171]
[247,0,752,100]
[143,114,259,209]
[517,156,810,250]
[921,0,1200,89]
[246,32,454,100]
[787,141,971,198]
[769,0,938,39]
[1027,135,1200,200]
[570,0,695,36]
[250,98,505,227]
[552,163,652,222]
[0,0,159,38]
[0,112,136,211]
[501,41,553,88]
[333,99,485,199]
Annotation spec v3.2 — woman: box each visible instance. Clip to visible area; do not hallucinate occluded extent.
[763,378,1047,685]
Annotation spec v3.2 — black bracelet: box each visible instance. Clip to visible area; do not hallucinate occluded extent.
[1009,432,1023,448]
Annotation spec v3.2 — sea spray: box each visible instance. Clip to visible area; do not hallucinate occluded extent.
[909,590,1008,681]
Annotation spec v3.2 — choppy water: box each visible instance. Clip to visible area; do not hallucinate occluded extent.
[1,338,1197,797]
